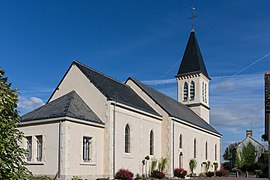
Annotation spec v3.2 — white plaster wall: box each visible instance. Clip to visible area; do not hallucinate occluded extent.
[173,121,221,175]
[48,64,112,176]
[126,79,172,174]
[190,106,210,124]
[126,79,220,176]
[19,122,59,177]
[62,121,105,179]
[49,64,108,121]
[112,105,162,176]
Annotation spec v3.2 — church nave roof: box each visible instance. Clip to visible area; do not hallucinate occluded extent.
[129,77,220,135]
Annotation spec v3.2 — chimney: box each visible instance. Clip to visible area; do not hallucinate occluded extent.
[246,130,252,138]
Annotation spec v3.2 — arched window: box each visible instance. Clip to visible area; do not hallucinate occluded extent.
[125,124,130,153]
[194,138,196,158]
[205,142,208,159]
[150,130,154,155]
[179,134,182,148]
[215,144,217,160]
[179,152,183,168]
[190,81,195,100]
[183,82,188,101]
[202,82,205,102]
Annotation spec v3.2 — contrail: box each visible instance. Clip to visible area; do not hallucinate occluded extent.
[233,52,270,76]
[142,73,263,86]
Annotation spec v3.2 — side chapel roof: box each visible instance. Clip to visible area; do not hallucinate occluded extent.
[20,90,104,124]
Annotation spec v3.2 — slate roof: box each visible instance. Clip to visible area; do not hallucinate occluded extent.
[129,78,220,135]
[73,61,160,117]
[20,90,104,125]
[177,31,210,79]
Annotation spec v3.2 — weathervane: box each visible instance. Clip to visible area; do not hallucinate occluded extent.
[188,6,197,31]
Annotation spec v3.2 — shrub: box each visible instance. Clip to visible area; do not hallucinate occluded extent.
[216,169,229,177]
[115,168,134,180]
[198,173,206,177]
[189,159,197,176]
[151,170,165,179]
[158,157,168,173]
[174,168,187,178]
[206,171,214,177]
[134,173,142,180]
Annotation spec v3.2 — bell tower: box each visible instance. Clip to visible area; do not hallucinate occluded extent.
[176,30,210,123]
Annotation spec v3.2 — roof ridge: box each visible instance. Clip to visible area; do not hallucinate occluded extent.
[248,136,264,147]
[73,60,126,85]
[64,90,76,115]
[20,90,75,118]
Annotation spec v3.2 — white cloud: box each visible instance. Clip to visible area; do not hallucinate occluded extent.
[210,73,264,133]
[212,80,236,90]
[18,96,45,114]
[145,73,265,139]
[142,78,176,85]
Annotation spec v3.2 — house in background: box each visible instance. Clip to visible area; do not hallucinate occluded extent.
[19,30,221,179]
[236,130,265,163]
[224,130,265,169]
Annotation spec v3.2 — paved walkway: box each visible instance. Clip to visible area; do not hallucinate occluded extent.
[187,178,267,180]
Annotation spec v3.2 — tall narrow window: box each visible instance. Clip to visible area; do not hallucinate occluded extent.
[205,84,207,103]
[150,130,154,155]
[215,144,217,161]
[205,142,208,159]
[26,136,32,161]
[36,135,42,161]
[83,136,92,161]
[183,82,188,101]
[179,134,182,148]
[202,82,205,102]
[125,124,130,153]
[194,138,196,158]
[190,81,195,100]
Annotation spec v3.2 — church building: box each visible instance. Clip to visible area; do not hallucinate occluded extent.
[19,30,221,179]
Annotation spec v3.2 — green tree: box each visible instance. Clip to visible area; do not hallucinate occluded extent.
[240,142,256,166]
[0,68,32,179]
[235,151,241,167]
[223,143,238,161]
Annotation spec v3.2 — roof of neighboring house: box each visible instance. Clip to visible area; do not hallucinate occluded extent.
[20,90,104,124]
[176,31,210,79]
[129,77,220,135]
[238,136,265,148]
[73,61,160,117]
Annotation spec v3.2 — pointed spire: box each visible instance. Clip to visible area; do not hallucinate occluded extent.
[176,31,210,79]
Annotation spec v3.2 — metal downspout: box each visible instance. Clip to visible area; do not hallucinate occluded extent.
[58,121,62,179]
[172,118,175,176]
[113,101,116,177]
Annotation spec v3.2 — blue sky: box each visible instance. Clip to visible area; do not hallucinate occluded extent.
[1,1,270,158]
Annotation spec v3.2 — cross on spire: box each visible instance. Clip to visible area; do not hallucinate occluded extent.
[188,6,197,31]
